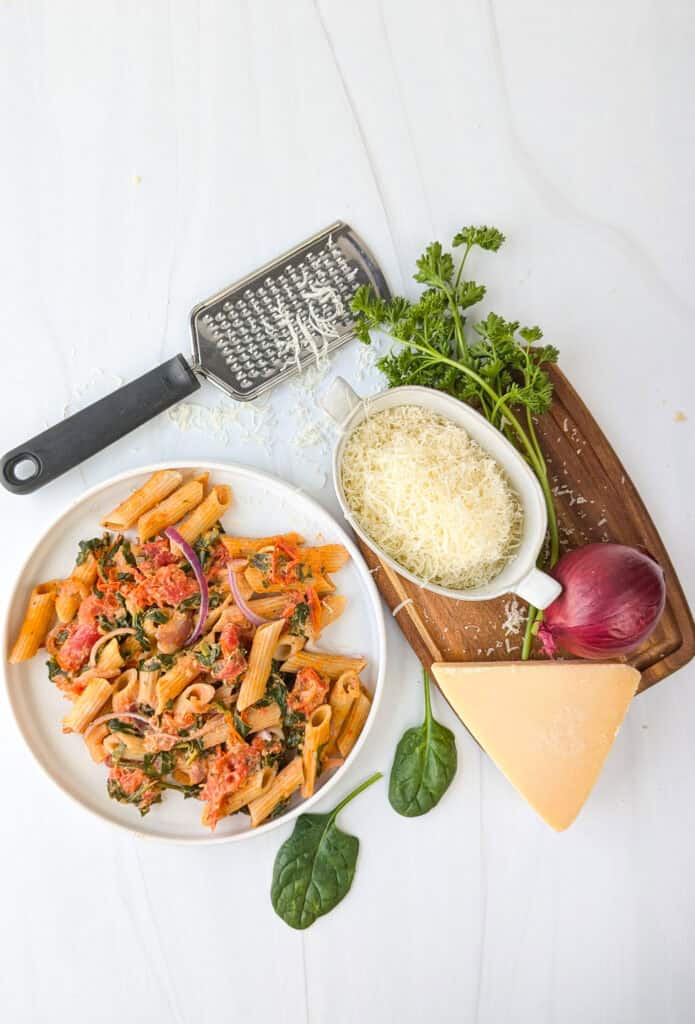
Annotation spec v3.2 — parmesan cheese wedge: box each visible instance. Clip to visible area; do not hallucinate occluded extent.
[431,661,640,831]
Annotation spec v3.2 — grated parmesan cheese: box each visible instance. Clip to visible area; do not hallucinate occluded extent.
[341,405,523,590]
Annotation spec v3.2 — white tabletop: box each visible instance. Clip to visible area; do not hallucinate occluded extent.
[1,2,694,1022]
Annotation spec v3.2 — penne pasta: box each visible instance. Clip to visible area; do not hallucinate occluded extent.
[137,667,160,708]
[273,633,305,663]
[96,637,125,674]
[299,544,350,575]
[173,682,216,717]
[203,765,277,825]
[336,691,372,758]
[326,670,360,754]
[56,554,97,623]
[176,485,232,545]
[201,722,229,749]
[112,669,139,713]
[9,582,58,663]
[155,655,201,714]
[244,565,335,596]
[84,722,110,763]
[221,532,304,558]
[137,477,206,542]
[247,594,293,619]
[248,757,304,827]
[103,732,147,761]
[62,677,114,734]
[315,595,348,639]
[102,469,183,530]
[243,702,282,733]
[302,703,332,798]
[237,619,286,711]
[280,649,367,679]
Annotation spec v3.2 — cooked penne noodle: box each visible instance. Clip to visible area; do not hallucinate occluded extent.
[272,633,305,663]
[112,669,139,712]
[280,649,367,679]
[247,594,292,618]
[103,732,147,761]
[248,757,304,827]
[203,594,232,633]
[62,678,114,734]
[326,670,360,754]
[72,552,99,588]
[204,765,278,825]
[174,682,216,717]
[322,755,345,773]
[56,555,97,623]
[244,566,335,596]
[221,532,304,558]
[336,691,372,758]
[177,485,232,545]
[300,544,350,575]
[137,477,206,542]
[201,723,229,749]
[302,704,332,798]
[84,722,110,763]
[243,702,282,733]
[237,618,286,711]
[316,595,348,638]
[102,469,183,530]
[155,656,201,713]
[96,637,125,674]
[137,667,160,708]
[9,582,58,663]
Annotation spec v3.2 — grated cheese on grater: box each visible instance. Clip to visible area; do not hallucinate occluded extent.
[341,406,523,590]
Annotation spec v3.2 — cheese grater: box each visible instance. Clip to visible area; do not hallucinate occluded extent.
[1,221,389,494]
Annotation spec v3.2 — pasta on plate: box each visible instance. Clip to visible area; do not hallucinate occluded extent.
[9,470,373,830]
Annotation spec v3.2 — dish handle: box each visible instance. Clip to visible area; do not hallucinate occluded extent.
[513,568,562,610]
[320,377,362,426]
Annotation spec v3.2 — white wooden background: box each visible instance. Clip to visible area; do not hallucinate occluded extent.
[1,2,694,1022]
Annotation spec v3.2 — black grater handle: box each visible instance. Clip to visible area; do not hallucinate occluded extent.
[1,355,201,494]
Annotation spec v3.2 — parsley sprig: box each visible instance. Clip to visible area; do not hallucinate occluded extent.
[351,226,560,657]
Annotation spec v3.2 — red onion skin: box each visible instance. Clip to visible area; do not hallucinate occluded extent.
[537,544,666,660]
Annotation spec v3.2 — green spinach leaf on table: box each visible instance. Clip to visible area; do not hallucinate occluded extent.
[271,772,382,930]
[389,670,457,817]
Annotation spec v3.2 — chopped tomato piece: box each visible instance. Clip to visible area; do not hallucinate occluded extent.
[78,591,122,627]
[281,591,305,619]
[200,746,261,828]
[287,667,329,716]
[271,538,302,585]
[139,539,178,571]
[51,622,101,673]
[215,651,247,682]
[306,586,322,636]
[220,622,240,656]
[132,564,198,609]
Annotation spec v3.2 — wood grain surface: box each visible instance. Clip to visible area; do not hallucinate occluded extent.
[355,365,695,694]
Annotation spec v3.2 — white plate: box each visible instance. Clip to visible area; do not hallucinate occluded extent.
[2,461,386,844]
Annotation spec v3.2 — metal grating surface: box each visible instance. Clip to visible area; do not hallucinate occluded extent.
[190,221,390,401]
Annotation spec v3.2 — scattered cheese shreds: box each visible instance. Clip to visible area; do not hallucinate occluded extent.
[341,405,523,590]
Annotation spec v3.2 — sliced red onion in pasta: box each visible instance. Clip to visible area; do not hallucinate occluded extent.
[227,563,270,626]
[164,526,209,645]
[89,628,137,667]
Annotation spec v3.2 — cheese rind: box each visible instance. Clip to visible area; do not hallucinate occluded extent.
[431,661,640,831]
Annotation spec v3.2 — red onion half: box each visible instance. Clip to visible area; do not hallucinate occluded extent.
[164,526,209,645]
[537,543,666,660]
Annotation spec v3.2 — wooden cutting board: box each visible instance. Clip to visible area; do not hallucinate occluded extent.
[354,365,694,694]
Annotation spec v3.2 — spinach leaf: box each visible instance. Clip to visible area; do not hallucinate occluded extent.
[388,670,457,817]
[194,642,221,669]
[108,718,145,737]
[46,657,67,681]
[233,711,250,738]
[287,601,309,636]
[76,535,108,566]
[271,772,382,930]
